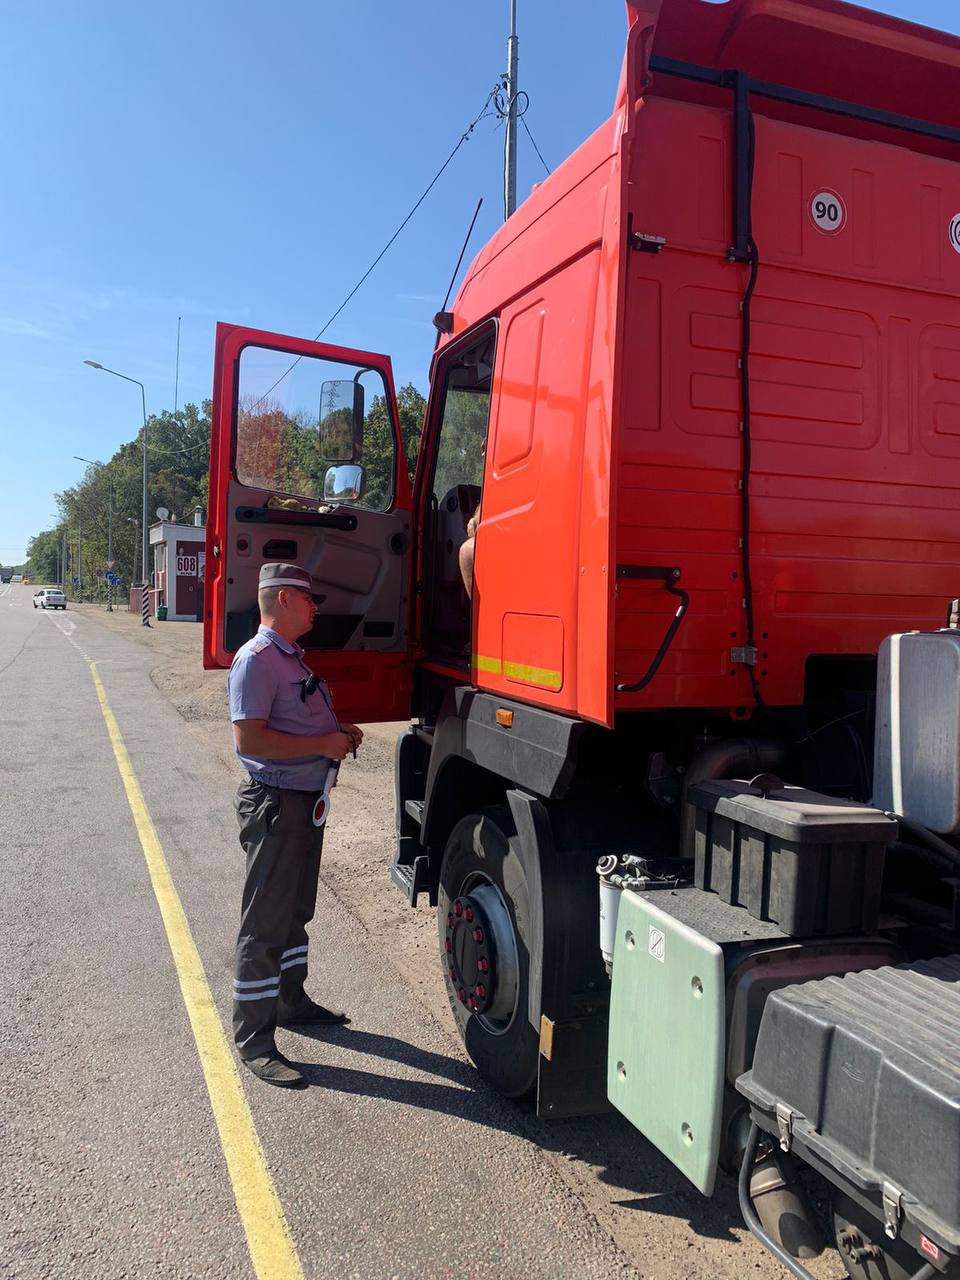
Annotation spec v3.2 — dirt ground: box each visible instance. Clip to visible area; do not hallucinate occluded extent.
[67,601,842,1280]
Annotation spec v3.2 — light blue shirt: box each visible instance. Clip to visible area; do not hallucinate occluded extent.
[228,625,340,791]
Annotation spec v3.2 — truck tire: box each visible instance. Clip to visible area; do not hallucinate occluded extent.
[438,806,539,1100]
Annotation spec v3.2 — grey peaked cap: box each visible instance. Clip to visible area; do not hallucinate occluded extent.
[258,562,313,590]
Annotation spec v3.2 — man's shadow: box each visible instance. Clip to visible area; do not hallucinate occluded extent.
[284,1023,748,1244]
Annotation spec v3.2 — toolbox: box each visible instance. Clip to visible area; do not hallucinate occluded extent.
[688,777,896,936]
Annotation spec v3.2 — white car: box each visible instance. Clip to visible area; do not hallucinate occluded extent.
[33,588,66,610]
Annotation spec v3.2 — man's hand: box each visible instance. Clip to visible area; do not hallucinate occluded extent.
[341,723,364,751]
[318,731,356,762]
[234,720,356,761]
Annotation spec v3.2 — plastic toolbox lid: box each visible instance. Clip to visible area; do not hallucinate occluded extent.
[688,779,898,845]
[738,957,960,1250]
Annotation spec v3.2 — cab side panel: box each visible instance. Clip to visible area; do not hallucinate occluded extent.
[467,146,622,724]
[615,96,960,711]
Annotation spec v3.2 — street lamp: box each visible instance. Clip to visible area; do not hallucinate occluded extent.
[84,360,150,626]
[74,455,114,609]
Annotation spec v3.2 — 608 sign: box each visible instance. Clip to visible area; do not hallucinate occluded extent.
[810,190,846,233]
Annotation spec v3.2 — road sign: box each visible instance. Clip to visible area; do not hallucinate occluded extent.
[95,569,104,578]
[106,572,121,585]
[105,559,115,569]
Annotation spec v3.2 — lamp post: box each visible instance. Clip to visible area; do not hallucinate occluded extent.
[74,455,114,609]
[84,360,150,626]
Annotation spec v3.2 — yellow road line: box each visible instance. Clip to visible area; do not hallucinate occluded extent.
[90,662,303,1280]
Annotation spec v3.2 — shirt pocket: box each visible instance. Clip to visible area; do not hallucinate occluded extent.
[273,678,307,717]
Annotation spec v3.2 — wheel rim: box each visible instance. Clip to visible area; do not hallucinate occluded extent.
[443,874,520,1035]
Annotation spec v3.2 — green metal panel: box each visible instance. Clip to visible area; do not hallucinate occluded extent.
[607,889,725,1194]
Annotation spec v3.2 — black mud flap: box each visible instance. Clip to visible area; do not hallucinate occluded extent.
[507,789,612,1120]
[537,1011,612,1119]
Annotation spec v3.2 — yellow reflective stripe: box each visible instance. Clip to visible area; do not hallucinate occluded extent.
[472,653,562,691]
[503,660,562,690]
[472,653,502,675]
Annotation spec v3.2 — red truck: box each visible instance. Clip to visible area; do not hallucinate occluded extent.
[206,1,960,1275]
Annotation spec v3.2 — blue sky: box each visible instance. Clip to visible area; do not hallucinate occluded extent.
[1,0,957,564]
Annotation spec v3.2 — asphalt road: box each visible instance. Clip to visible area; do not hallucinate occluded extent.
[1,584,839,1280]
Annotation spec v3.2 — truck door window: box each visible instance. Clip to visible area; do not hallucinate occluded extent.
[423,327,496,657]
[235,345,398,511]
[432,348,493,502]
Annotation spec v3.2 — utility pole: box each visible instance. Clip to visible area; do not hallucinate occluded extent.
[106,475,114,610]
[504,0,519,220]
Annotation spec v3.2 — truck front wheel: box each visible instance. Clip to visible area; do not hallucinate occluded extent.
[438,807,539,1100]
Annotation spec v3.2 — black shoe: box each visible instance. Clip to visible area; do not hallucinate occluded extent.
[241,1051,307,1088]
[278,998,350,1029]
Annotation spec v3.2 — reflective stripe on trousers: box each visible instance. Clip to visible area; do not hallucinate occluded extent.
[232,780,324,1059]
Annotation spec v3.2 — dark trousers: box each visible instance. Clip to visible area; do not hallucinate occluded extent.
[233,779,325,1059]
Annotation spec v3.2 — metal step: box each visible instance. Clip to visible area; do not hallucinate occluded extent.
[389,853,431,907]
[404,799,424,825]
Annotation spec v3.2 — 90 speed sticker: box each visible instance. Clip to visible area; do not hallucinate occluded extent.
[950,213,960,257]
[810,190,845,233]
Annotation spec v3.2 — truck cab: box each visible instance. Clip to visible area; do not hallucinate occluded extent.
[206,2,960,1276]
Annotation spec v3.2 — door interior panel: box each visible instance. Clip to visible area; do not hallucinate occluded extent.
[224,478,408,654]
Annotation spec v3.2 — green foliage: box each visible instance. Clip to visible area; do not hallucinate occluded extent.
[359,382,426,507]
[35,400,211,600]
[28,384,428,600]
[235,382,426,512]
[432,387,488,498]
[25,529,62,584]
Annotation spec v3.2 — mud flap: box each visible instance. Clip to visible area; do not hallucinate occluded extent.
[607,889,725,1194]
[507,789,612,1119]
[537,1011,612,1118]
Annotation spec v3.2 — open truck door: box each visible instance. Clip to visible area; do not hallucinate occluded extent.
[204,323,413,724]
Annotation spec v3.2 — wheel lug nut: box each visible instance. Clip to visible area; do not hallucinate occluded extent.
[447,913,454,928]
[478,957,489,973]
[448,966,456,981]
[457,989,466,1004]
[476,983,487,998]
[473,927,484,943]
[445,939,452,953]
[467,998,477,1010]
[454,901,463,917]
[464,907,474,922]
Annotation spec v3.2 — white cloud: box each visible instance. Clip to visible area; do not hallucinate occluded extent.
[0,316,51,338]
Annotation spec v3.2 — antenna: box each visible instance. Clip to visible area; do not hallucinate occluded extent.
[442,198,484,312]
[504,0,519,219]
[434,198,484,347]
[174,315,181,418]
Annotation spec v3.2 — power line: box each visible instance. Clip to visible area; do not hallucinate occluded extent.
[255,84,501,408]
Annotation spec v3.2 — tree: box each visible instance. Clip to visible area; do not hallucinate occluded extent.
[25,382,428,602]
[38,400,212,600]
[25,528,63,584]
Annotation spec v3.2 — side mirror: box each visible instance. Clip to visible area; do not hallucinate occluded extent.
[323,463,365,502]
[319,378,365,462]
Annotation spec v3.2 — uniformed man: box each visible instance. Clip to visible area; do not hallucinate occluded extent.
[228,562,363,1088]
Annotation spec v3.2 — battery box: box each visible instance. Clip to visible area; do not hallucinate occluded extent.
[738,957,960,1259]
